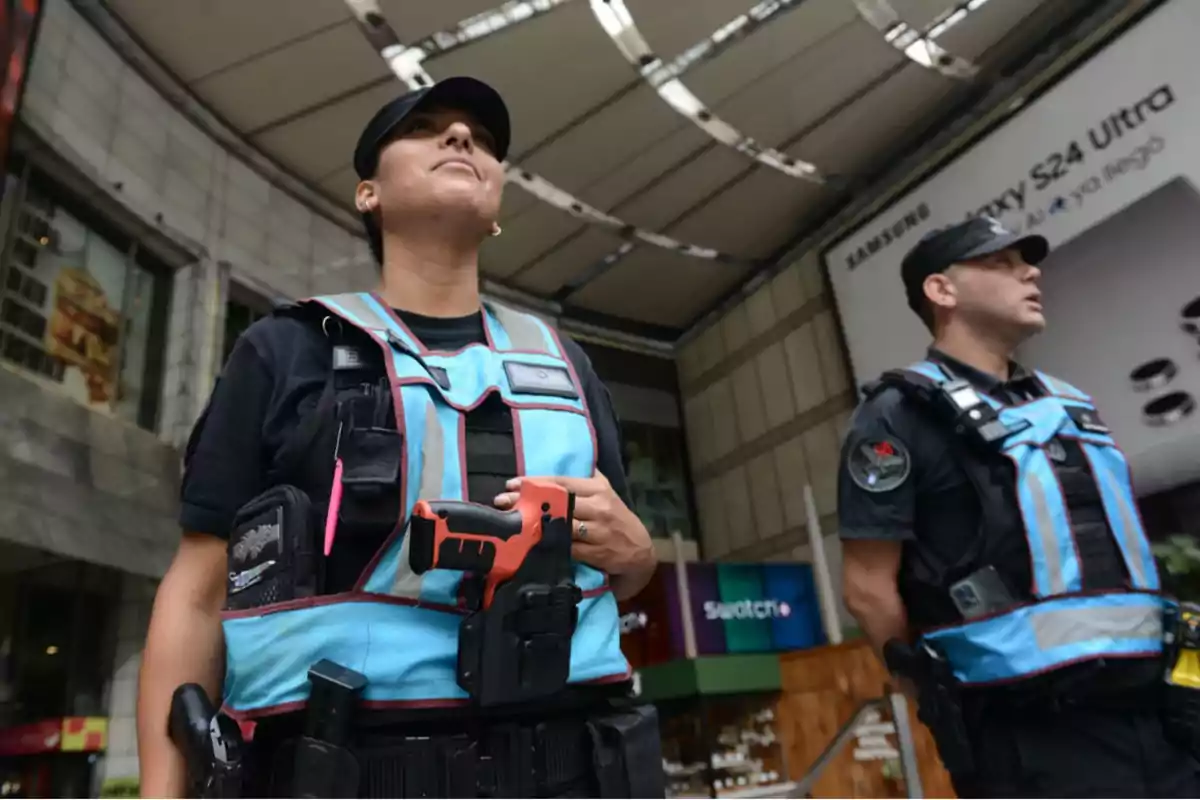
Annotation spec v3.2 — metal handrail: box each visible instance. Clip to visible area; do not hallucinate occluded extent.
[791,692,923,799]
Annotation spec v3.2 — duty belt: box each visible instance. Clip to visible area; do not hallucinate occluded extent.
[257,715,596,798]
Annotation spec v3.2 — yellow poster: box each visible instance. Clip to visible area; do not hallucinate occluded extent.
[45,267,120,404]
[59,716,107,752]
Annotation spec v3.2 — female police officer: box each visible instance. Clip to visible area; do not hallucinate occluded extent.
[838,216,1199,797]
[137,76,660,798]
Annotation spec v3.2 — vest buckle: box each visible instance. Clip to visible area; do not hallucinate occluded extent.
[936,379,1028,447]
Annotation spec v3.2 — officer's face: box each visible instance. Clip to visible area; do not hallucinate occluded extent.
[939,248,1045,336]
[358,106,505,235]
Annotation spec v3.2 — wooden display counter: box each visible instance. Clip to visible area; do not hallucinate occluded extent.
[776,639,957,798]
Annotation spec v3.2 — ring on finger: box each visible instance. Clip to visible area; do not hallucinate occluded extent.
[577,521,588,540]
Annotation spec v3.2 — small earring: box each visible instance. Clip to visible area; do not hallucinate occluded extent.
[491,223,502,237]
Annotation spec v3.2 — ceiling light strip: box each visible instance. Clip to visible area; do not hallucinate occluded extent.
[589,0,824,184]
[655,0,813,82]
[343,0,757,266]
[410,0,578,60]
[852,0,983,80]
[564,0,820,284]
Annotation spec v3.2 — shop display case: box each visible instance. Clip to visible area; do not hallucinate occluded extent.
[658,693,792,799]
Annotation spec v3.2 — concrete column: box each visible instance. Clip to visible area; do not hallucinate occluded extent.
[158,257,227,448]
[95,573,157,793]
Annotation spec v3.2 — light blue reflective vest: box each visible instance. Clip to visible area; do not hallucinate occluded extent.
[221,292,630,717]
[902,360,1164,687]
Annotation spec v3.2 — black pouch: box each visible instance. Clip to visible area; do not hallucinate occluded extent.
[587,704,665,799]
[337,426,402,529]
[335,379,403,531]
[225,485,318,612]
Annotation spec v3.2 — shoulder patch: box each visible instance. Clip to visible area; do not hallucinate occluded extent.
[847,437,911,493]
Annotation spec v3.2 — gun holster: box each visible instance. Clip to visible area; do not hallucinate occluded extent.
[458,514,581,707]
[885,639,975,778]
[169,685,245,799]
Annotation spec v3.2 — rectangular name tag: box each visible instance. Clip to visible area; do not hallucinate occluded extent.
[1066,405,1110,435]
[504,361,579,400]
[332,345,368,371]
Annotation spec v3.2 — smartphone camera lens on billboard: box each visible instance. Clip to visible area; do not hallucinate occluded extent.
[1130,358,1178,392]
[1143,391,1196,427]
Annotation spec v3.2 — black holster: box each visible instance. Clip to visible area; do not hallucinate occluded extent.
[457,514,580,707]
[885,639,975,778]
[288,660,368,799]
[588,704,666,798]
[169,684,245,799]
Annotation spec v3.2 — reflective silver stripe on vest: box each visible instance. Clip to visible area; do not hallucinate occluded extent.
[1024,455,1066,596]
[1031,602,1161,651]
[390,400,444,600]
[1096,463,1151,588]
[488,303,549,353]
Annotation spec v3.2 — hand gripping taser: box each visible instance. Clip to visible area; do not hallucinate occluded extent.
[408,479,583,706]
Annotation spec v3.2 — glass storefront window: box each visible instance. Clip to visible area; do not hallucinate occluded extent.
[0,546,121,729]
[222,293,267,365]
[623,421,696,540]
[0,168,170,430]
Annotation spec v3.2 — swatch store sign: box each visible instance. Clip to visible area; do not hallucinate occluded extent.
[618,562,825,667]
[824,0,1200,497]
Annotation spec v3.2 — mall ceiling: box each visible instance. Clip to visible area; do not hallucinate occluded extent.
[100,0,1117,338]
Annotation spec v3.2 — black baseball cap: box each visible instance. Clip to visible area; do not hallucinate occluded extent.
[352,76,511,180]
[901,216,1049,314]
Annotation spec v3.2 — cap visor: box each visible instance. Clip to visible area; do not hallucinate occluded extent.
[417,76,511,161]
[961,232,1049,265]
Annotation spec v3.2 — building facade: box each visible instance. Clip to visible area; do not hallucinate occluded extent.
[0,0,372,792]
[8,0,1197,795]
[0,0,713,792]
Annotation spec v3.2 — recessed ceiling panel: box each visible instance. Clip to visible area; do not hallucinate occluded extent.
[510,226,631,294]
[938,0,1069,63]
[622,0,762,60]
[688,17,905,145]
[579,124,713,211]
[683,0,866,104]
[107,0,350,82]
[193,22,386,133]
[666,170,824,259]
[519,84,688,200]
[482,204,586,279]
[570,246,752,327]
[790,63,955,178]
[252,82,400,180]
[424,2,633,153]
[613,147,762,236]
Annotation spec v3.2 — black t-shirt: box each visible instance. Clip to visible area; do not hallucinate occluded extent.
[180,306,630,574]
[837,348,1046,628]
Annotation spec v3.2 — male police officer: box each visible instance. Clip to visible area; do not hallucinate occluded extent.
[838,216,1199,797]
[137,77,662,797]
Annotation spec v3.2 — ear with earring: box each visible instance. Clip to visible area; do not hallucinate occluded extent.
[490,222,502,237]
